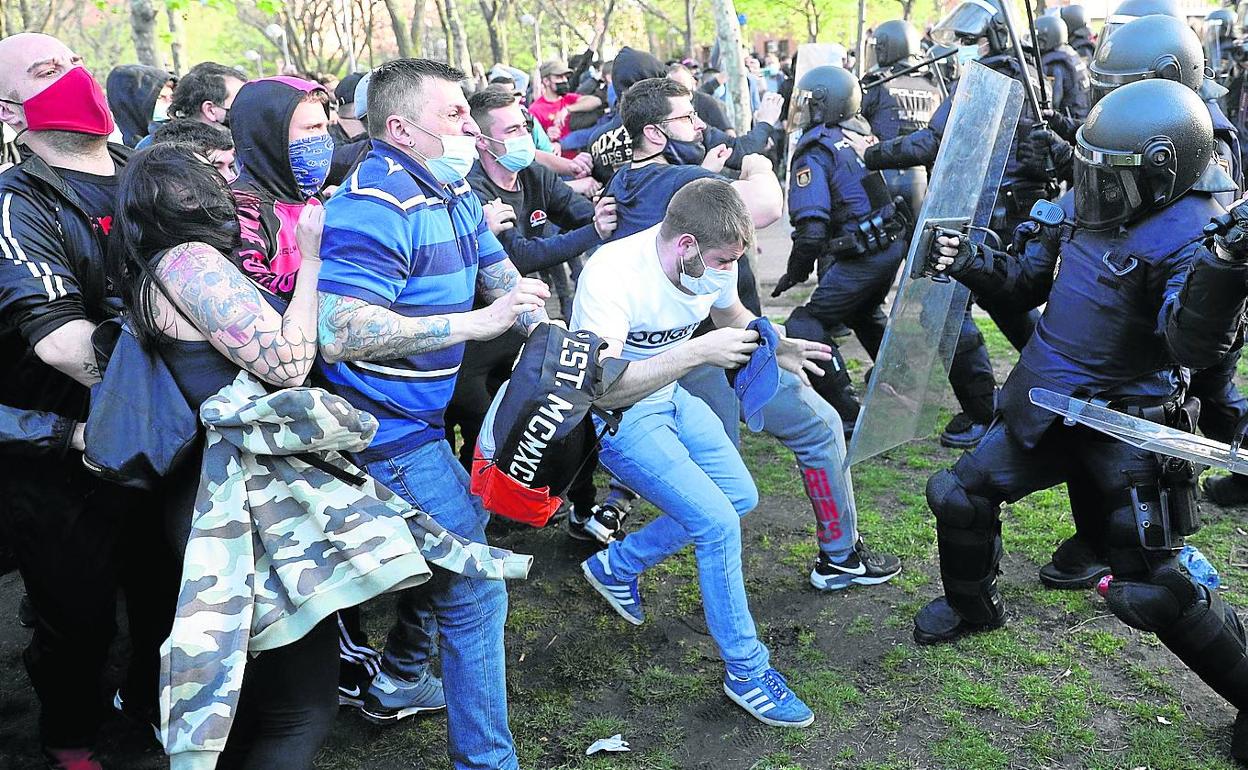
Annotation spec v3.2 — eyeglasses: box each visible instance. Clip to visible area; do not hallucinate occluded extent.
[659,112,699,127]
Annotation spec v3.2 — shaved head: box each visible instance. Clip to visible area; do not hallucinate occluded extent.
[0,33,80,102]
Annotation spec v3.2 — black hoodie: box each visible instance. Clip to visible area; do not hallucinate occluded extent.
[105,64,173,147]
[228,76,330,304]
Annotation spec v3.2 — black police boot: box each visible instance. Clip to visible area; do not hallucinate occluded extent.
[1204,474,1248,506]
[827,321,853,340]
[913,596,1005,645]
[1234,711,1248,762]
[808,353,860,436]
[1039,533,1111,590]
[940,413,988,449]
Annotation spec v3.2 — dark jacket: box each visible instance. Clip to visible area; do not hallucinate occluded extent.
[229,77,330,305]
[0,145,129,453]
[106,65,173,148]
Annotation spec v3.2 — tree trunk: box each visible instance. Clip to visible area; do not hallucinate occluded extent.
[684,0,695,58]
[18,0,31,29]
[129,0,163,68]
[410,0,427,56]
[381,0,410,59]
[479,0,504,64]
[444,0,472,75]
[708,0,750,132]
[166,3,185,75]
[0,0,9,38]
[433,0,454,66]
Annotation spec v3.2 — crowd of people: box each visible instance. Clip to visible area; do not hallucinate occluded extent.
[4,0,1248,767]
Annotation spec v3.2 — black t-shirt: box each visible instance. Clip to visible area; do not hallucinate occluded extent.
[59,168,118,240]
[467,162,593,239]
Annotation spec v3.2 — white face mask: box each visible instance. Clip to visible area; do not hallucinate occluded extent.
[401,117,479,183]
[678,239,736,295]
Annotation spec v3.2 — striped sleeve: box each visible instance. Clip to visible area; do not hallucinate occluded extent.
[318,194,413,307]
[0,189,87,345]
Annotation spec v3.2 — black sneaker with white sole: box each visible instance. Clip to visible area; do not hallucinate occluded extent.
[810,538,902,590]
[567,502,628,544]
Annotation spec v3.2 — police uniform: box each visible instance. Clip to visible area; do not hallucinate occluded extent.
[917,81,1248,755]
[1069,27,1096,61]
[860,65,943,214]
[867,53,1045,353]
[1042,44,1092,121]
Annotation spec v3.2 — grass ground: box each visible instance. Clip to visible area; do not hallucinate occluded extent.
[0,316,1244,769]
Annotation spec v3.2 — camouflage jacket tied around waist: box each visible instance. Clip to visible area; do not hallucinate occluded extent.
[160,371,532,770]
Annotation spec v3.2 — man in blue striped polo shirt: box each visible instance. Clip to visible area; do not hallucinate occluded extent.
[316,58,550,770]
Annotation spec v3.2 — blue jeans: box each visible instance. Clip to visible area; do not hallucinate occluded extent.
[596,386,770,679]
[364,440,517,770]
[681,366,859,559]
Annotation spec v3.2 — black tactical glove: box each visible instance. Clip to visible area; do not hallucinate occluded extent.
[928,231,979,278]
[1209,198,1248,263]
[1042,109,1079,143]
[773,221,827,297]
[1017,127,1072,183]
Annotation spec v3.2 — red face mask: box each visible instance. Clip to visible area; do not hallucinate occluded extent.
[2,66,114,137]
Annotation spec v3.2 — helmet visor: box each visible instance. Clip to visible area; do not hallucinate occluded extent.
[793,90,814,129]
[931,0,997,47]
[1088,69,1148,106]
[1073,140,1146,229]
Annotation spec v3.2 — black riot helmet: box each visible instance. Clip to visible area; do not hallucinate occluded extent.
[1060,4,1089,34]
[1088,15,1205,105]
[1034,15,1068,53]
[794,65,862,130]
[1206,7,1238,41]
[1073,79,1213,230]
[1098,0,1184,48]
[873,20,923,67]
[930,0,1011,55]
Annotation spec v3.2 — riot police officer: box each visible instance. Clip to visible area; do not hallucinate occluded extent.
[916,79,1248,760]
[1206,7,1238,85]
[1059,4,1096,61]
[864,0,1044,446]
[1095,0,1185,54]
[1034,15,1090,121]
[860,19,944,215]
[773,66,930,429]
[1017,12,1248,586]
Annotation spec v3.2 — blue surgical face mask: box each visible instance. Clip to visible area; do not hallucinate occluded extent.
[403,118,479,184]
[485,134,536,172]
[288,133,334,198]
[678,239,736,295]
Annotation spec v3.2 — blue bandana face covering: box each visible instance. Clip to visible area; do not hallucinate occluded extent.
[288,133,334,198]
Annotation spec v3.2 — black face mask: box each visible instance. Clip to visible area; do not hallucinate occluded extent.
[554,82,571,97]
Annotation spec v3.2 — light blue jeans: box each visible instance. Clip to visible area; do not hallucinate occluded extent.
[595,385,770,679]
[680,365,858,559]
[364,439,518,770]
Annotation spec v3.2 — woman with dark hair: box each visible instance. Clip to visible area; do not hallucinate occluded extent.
[107,141,336,769]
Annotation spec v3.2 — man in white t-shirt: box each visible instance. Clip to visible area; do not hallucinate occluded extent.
[571,178,831,728]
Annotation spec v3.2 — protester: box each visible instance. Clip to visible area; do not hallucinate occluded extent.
[0,33,175,770]
[572,178,831,726]
[105,63,175,147]
[330,71,368,145]
[150,118,238,182]
[667,62,731,132]
[328,70,373,186]
[108,140,335,769]
[169,61,247,131]
[315,57,551,769]
[530,59,603,153]
[447,85,617,470]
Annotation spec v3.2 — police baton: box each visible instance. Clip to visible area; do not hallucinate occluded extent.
[860,46,958,91]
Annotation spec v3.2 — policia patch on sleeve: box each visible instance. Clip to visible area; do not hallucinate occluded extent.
[795,166,812,187]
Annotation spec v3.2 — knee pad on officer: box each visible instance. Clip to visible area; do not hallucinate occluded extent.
[926,469,997,530]
[1105,561,1197,633]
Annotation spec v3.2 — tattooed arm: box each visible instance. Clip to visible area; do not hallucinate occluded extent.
[154,240,321,387]
[477,258,550,335]
[32,320,101,387]
[318,271,553,363]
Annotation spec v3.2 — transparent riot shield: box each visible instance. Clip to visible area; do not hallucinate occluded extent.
[847,62,1023,465]
[1028,388,1247,473]
[1206,19,1228,83]
[784,43,849,188]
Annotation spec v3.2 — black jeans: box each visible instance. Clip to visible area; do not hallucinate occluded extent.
[0,456,175,748]
[215,617,339,770]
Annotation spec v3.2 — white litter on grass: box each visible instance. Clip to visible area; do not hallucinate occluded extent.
[586,734,630,755]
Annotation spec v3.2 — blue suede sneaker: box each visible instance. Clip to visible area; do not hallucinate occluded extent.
[581,550,644,625]
[723,668,815,728]
[359,668,446,724]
